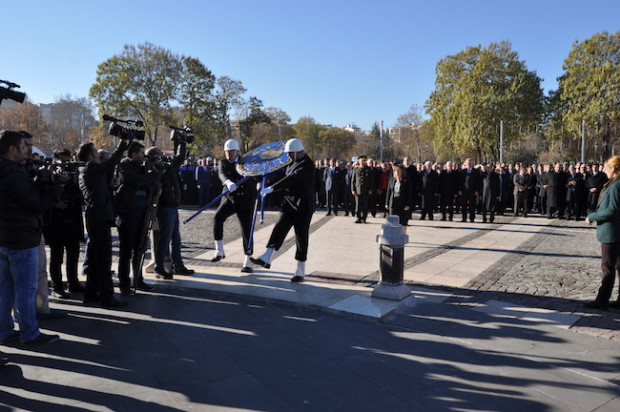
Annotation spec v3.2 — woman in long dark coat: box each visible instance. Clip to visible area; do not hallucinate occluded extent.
[585,156,620,310]
[385,165,411,230]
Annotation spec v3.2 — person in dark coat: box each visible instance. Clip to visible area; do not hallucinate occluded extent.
[542,164,561,218]
[497,164,512,216]
[211,139,257,273]
[0,130,63,344]
[368,159,382,218]
[78,139,129,308]
[314,160,326,208]
[565,165,585,220]
[385,164,411,229]
[252,138,315,282]
[149,141,195,280]
[481,163,500,223]
[439,161,459,221]
[585,163,608,214]
[351,156,374,223]
[195,157,213,207]
[513,166,533,217]
[45,149,85,298]
[527,165,538,212]
[343,162,354,216]
[459,158,480,222]
[536,165,547,215]
[585,155,620,310]
[114,141,160,294]
[402,157,418,217]
[555,164,568,218]
[419,161,439,220]
[323,158,345,216]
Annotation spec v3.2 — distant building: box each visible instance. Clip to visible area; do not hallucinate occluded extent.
[344,123,361,135]
[389,124,421,144]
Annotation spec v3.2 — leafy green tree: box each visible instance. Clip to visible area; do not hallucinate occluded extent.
[178,56,217,147]
[426,41,545,161]
[557,31,620,160]
[89,42,183,145]
[318,127,356,160]
[293,116,325,158]
[358,122,388,161]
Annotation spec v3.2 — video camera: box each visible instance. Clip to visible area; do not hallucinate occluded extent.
[104,114,146,141]
[0,80,26,106]
[169,125,195,144]
[30,158,85,185]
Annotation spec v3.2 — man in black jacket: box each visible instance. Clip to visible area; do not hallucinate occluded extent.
[439,161,459,221]
[114,142,159,294]
[47,149,84,298]
[419,161,439,220]
[459,158,480,222]
[147,141,195,279]
[211,139,257,273]
[252,138,315,282]
[585,163,607,214]
[0,130,60,345]
[78,138,129,308]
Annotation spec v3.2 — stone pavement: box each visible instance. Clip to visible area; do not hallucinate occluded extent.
[1,209,619,411]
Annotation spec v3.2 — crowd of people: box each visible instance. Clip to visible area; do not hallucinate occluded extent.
[2,125,618,367]
[0,128,198,365]
[313,156,609,226]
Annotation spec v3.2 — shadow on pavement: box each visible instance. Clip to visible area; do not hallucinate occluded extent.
[1,287,619,411]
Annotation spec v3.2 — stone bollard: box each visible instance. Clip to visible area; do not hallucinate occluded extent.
[372,215,411,301]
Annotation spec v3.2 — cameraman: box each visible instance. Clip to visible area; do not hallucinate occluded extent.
[78,138,129,308]
[46,149,85,298]
[0,130,61,345]
[146,140,195,278]
[114,142,159,295]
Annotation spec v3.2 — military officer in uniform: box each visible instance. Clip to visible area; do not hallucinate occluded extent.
[351,156,374,223]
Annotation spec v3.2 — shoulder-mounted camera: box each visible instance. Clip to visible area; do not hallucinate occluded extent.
[104,114,146,141]
[169,125,195,144]
[0,80,26,106]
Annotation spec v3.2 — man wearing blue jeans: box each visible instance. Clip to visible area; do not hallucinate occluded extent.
[0,130,60,345]
[146,140,194,279]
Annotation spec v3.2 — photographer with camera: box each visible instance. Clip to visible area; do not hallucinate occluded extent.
[114,142,159,295]
[78,119,135,308]
[146,128,195,279]
[0,130,61,345]
[46,149,85,298]
[19,133,69,321]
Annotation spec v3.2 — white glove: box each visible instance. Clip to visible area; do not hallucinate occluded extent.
[225,180,237,192]
[261,186,274,197]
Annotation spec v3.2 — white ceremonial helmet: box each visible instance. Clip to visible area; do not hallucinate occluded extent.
[224,139,240,151]
[284,138,304,153]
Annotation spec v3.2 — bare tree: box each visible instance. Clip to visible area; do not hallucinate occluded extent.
[396,104,425,161]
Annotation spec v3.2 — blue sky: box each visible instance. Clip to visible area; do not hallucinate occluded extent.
[3,0,619,130]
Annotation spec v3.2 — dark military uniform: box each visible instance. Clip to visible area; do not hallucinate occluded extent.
[351,165,374,223]
[213,157,257,255]
[265,154,315,261]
